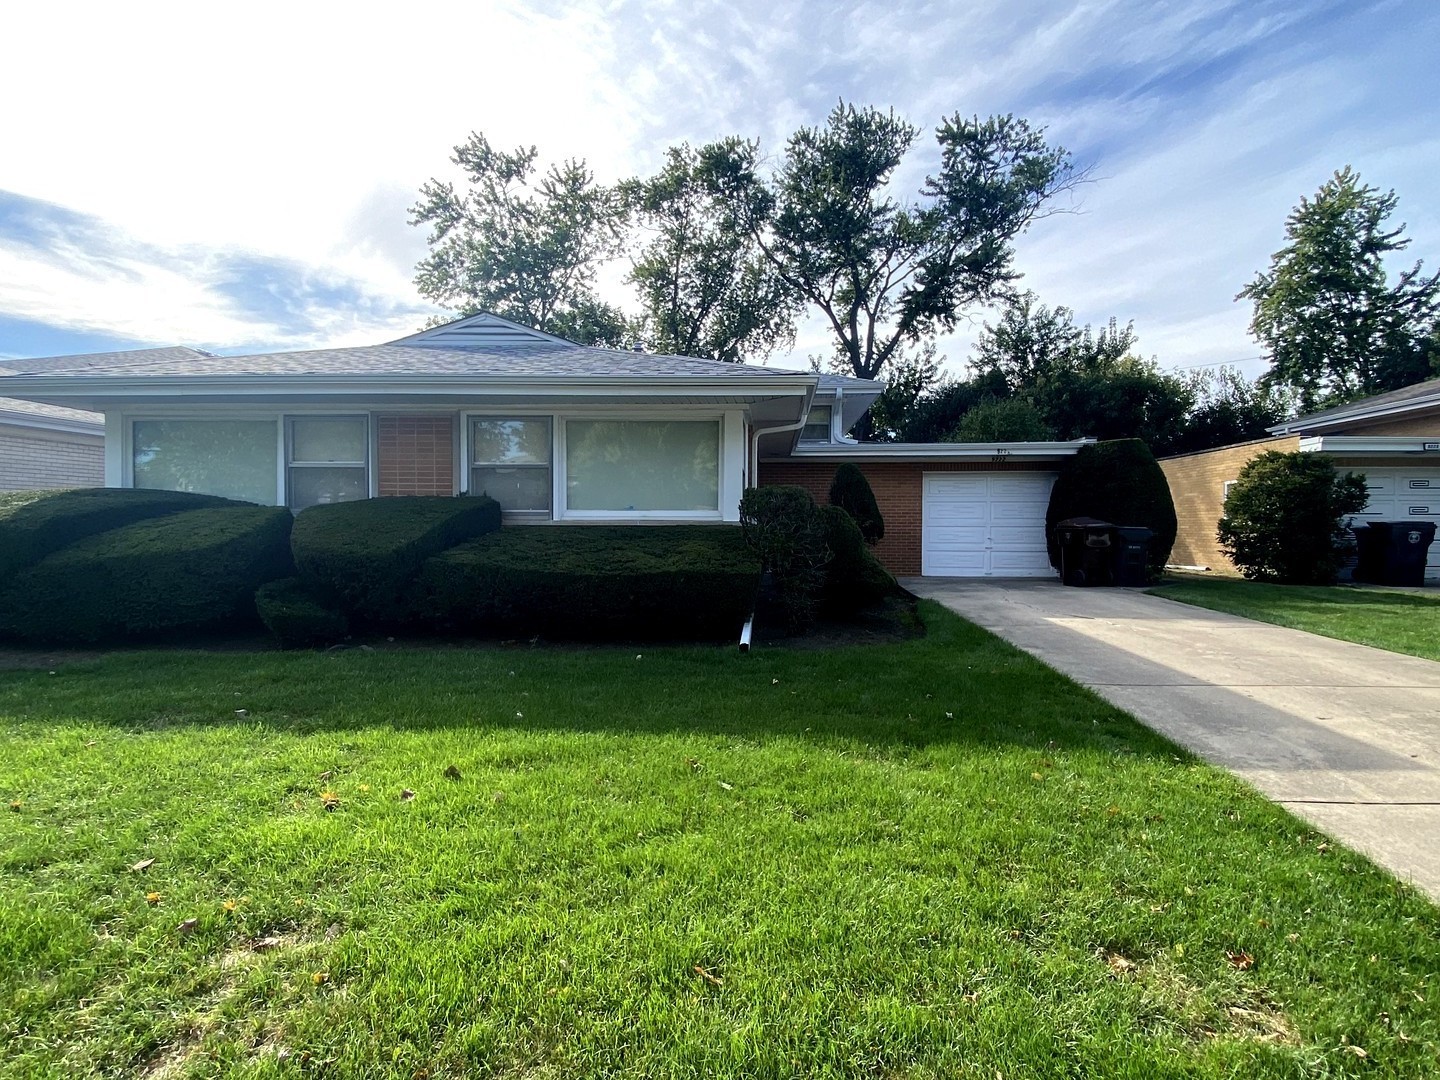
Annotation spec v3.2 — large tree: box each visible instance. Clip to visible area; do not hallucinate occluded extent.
[699,103,1080,381]
[410,132,628,341]
[1240,167,1440,411]
[622,144,798,362]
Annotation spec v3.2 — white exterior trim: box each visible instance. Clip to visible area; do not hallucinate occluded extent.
[1297,436,1440,455]
[1271,395,1440,435]
[767,439,1094,463]
[0,407,102,436]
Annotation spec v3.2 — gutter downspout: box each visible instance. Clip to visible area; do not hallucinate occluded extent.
[748,412,812,488]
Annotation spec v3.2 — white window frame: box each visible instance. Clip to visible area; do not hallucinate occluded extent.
[559,415,725,521]
[126,414,285,506]
[1222,480,1238,502]
[285,415,370,510]
[799,402,835,443]
[466,415,553,516]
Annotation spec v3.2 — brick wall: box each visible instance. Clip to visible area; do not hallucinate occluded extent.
[758,459,1047,576]
[1159,436,1299,571]
[0,426,103,491]
[377,415,456,496]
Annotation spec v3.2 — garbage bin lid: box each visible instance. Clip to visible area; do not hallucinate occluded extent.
[1113,525,1154,540]
[1056,516,1115,529]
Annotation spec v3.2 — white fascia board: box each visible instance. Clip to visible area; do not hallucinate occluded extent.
[1270,395,1440,435]
[0,373,819,407]
[765,439,1093,462]
[1298,436,1440,454]
[0,408,103,435]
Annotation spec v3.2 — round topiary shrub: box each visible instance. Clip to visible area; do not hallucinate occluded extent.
[256,577,349,648]
[0,506,295,643]
[1217,451,1369,584]
[1045,439,1177,579]
[828,463,884,545]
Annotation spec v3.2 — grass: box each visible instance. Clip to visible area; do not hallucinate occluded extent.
[1,603,1436,1079]
[1149,576,1440,662]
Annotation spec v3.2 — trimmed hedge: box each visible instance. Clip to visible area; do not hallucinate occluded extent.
[740,486,830,632]
[0,506,294,643]
[403,526,761,640]
[291,496,502,622]
[0,487,236,588]
[828,464,884,545]
[818,505,898,612]
[1045,439,1177,578]
[256,577,350,649]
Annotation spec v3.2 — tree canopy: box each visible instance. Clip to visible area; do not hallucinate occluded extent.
[699,105,1080,380]
[410,133,627,340]
[1240,167,1440,412]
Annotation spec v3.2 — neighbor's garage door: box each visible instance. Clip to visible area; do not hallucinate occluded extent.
[921,472,1056,577]
[1352,468,1440,579]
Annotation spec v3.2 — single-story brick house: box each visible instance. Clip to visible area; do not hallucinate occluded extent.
[1161,376,1440,580]
[0,313,1090,578]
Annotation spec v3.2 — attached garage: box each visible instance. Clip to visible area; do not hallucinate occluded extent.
[921,472,1055,577]
[1352,468,1440,579]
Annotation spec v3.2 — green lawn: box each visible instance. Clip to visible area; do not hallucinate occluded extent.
[1149,576,1440,662]
[1,603,1436,1079]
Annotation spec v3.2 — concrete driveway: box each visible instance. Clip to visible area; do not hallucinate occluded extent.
[905,578,1440,902]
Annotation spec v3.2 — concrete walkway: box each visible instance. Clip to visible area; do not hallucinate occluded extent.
[905,578,1440,902]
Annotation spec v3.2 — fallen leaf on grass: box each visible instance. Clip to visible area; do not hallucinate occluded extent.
[1226,950,1254,970]
[146,892,161,905]
[312,971,330,986]
[177,918,199,935]
[718,781,734,791]
[358,784,370,792]
[444,765,462,780]
[130,858,155,873]
[317,770,334,782]
[400,789,416,801]
[320,791,340,811]
[8,801,20,812]
[693,964,723,987]
[222,899,240,914]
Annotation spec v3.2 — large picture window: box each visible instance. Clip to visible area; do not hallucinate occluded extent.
[565,420,720,513]
[287,416,368,509]
[132,419,278,504]
[470,417,551,513]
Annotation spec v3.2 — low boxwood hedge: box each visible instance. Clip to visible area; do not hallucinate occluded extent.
[255,577,349,649]
[403,525,761,640]
[291,496,502,622]
[0,506,294,643]
[0,487,236,588]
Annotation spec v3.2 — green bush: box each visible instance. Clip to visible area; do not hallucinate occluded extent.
[1045,439,1177,578]
[818,505,897,612]
[256,577,349,648]
[0,506,294,643]
[0,487,236,588]
[403,526,760,640]
[740,486,829,632]
[1218,451,1369,584]
[291,496,502,622]
[946,398,1055,443]
[828,464,884,545]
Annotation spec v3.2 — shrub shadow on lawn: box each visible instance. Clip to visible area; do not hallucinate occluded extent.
[0,602,1178,759]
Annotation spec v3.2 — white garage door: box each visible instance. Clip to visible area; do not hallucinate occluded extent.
[922,472,1056,577]
[1351,468,1440,579]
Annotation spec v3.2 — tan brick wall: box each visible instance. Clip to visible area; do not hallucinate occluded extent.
[758,459,1048,576]
[1159,436,1300,571]
[377,415,456,496]
[0,426,104,491]
[1330,413,1440,436]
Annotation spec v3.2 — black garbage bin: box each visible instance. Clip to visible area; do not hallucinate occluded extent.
[1055,517,1116,586]
[1112,526,1154,586]
[1353,521,1438,587]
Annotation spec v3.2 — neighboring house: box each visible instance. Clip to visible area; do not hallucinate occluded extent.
[1161,376,1440,579]
[0,397,104,491]
[0,313,1091,578]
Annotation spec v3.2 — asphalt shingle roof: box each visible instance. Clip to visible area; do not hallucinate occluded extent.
[0,346,212,377]
[1281,375,1440,429]
[0,397,102,426]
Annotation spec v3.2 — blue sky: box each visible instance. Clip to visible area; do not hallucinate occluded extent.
[2,0,1437,380]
